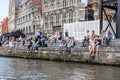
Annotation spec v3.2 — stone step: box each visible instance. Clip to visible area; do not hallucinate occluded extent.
[72,46,120,52]
[109,39,120,47]
[16,39,120,52]
[38,46,120,52]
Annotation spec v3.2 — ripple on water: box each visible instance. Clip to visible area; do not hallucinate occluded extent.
[0,57,120,80]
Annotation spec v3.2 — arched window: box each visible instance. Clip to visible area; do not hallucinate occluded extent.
[29,26,31,33]
[26,27,28,34]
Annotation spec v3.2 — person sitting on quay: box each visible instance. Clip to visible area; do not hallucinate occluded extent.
[82,30,90,47]
[105,30,112,46]
[82,36,88,47]
[8,36,17,51]
[28,38,35,52]
[3,37,9,47]
[99,30,106,46]
[53,32,58,44]
[58,37,67,53]
[41,36,48,47]
[66,37,73,53]
[88,37,95,56]
[90,30,96,39]
[35,36,42,51]
[49,34,54,45]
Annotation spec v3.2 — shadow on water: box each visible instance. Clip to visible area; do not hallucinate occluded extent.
[0,57,120,80]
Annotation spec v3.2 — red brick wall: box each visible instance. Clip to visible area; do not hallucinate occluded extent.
[32,0,42,9]
[1,17,9,34]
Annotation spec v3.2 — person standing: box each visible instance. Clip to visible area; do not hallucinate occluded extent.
[65,30,69,37]
[59,30,63,40]
[39,29,43,37]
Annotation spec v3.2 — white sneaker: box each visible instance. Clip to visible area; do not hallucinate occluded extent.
[35,50,37,52]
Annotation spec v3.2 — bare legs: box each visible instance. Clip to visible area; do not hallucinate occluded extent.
[89,46,95,56]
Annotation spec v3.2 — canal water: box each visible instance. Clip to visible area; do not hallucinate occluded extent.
[0,57,120,80]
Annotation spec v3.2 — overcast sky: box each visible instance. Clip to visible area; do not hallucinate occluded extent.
[0,0,9,21]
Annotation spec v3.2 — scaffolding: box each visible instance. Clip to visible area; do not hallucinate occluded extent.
[99,0,120,38]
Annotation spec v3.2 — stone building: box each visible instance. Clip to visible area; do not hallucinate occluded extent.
[43,0,86,35]
[88,0,100,20]
[16,0,42,35]
[88,0,115,20]
[8,0,19,32]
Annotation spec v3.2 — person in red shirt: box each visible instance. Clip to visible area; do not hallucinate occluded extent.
[90,30,96,39]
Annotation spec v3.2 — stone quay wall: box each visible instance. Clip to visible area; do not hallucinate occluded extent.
[0,44,120,66]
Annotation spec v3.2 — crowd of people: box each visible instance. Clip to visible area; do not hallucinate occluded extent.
[0,31,48,52]
[0,29,113,56]
[82,30,112,57]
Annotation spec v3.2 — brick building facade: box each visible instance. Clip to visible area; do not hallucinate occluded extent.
[1,17,9,34]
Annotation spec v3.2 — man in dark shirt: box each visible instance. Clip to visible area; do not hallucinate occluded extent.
[59,30,63,40]
[95,35,101,57]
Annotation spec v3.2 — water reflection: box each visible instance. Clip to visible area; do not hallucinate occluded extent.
[0,57,120,80]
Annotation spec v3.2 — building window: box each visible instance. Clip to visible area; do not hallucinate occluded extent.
[56,1,60,9]
[45,15,48,22]
[29,26,31,33]
[23,28,25,33]
[26,27,28,34]
[29,14,31,20]
[69,0,73,5]
[26,15,28,21]
[32,12,35,17]
[62,13,66,24]
[77,0,81,3]
[21,18,22,23]
[63,0,66,7]
[56,14,59,25]
[33,25,35,33]
[50,15,53,22]
[23,16,25,22]
[69,11,73,23]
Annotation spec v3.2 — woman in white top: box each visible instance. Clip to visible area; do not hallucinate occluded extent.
[9,38,14,50]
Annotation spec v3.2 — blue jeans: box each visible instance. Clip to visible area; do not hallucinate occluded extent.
[105,38,112,45]
[30,45,36,52]
[66,47,71,53]
[41,40,45,47]
[54,38,57,44]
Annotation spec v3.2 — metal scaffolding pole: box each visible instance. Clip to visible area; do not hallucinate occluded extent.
[116,0,120,38]
[100,0,103,33]
[100,0,118,38]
